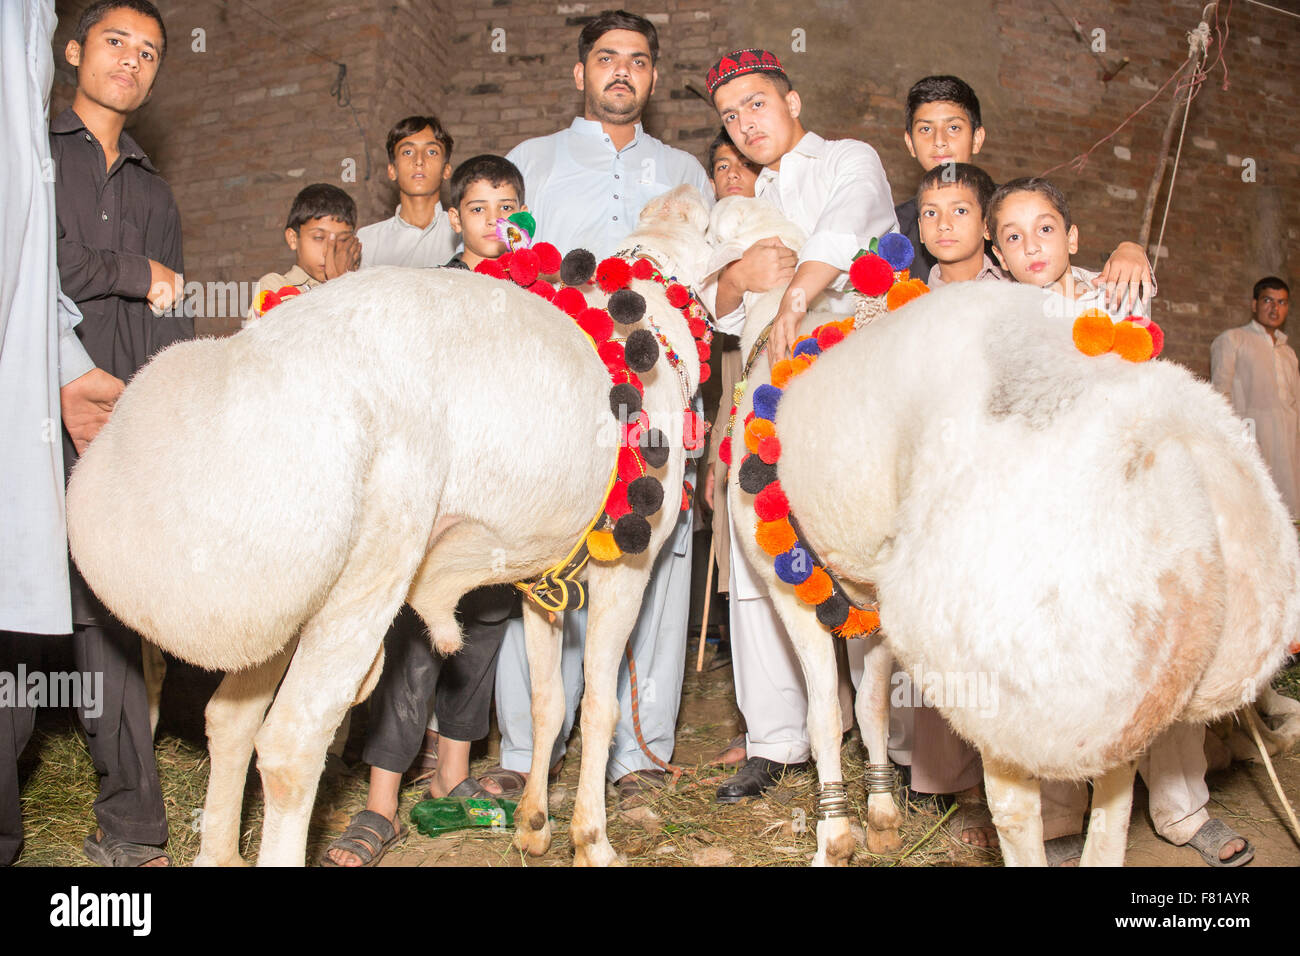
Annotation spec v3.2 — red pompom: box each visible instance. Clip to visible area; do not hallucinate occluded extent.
[697,340,711,363]
[718,436,733,466]
[754,482,789,521]
[757,434,781,464]
[683,410,705,451]
[631,258,657,280]
[474,259,507,280]
[534,242,562,275]
[598,339,627,373]
[604,479,632,521]
[849,253,893,296]
[612,368,643,393]
[681,486,690,512]
[551,286,587,317]
[577,307,614,343]
[595,256,632,292]
[1147,320,1165,358]
[687,316,708,339]
[665,283,690,308]
[816,324,845,350]
[527,280,556,299]
[617,444,645,482]
[698,362,711,384]
[744,411,755,428]
[510,248,541,286]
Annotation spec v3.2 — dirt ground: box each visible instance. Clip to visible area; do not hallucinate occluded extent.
[13,636,1298,868]
[373,640,1300,868]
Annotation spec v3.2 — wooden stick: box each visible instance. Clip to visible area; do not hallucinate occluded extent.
[696,536,716,672]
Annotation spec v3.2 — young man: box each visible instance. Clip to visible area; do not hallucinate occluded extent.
[1211,278,1297,517]
[491,10,713,806]
[46,0,185,867]
[357,115,458,269]
[246,183,358,323]
[703,49,898,801]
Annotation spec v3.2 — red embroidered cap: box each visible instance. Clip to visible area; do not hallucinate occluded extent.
[706,49,788,98]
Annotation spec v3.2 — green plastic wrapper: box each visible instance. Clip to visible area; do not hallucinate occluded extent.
[409,796,517,836]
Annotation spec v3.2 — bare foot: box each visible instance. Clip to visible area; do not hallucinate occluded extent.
[708,734,747,768]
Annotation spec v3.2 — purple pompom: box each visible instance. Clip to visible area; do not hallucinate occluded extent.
[792,337,822,360]
[752,384,782,422]
[878,232,915,271]
[774,547,813,585]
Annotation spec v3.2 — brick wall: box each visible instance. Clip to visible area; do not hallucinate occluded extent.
[52,0,1296,374]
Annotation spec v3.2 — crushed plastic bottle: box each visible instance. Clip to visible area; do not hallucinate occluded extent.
[409,796,517,837]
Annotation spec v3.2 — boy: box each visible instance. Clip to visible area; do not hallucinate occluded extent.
[323,154,527,866]
[356,115,458,269]
[708,128,761,200]
[245,183,357,324]
[443,154,527,270]
[915,162,1001,287]
[897,75,1152,318]
[987,177,1145,320]
[988,177,1253,866]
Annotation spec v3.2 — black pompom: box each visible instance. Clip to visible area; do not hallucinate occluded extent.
[738,455,777,495]
[639,428,670,468]
[624,328,659,373]
[628,476,664,516]
[609,383,642,418]
[561,248,597,287]
[608,288,647,325]
[613,513,652,554]
[815,592,851,629]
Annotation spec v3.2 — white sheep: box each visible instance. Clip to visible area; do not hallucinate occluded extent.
[66,187,710,866]
[737,279,1299,865]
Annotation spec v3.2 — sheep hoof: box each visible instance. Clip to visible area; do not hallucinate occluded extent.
[513,820,552,857]
[573,840,621,867]
[867,825,903,854]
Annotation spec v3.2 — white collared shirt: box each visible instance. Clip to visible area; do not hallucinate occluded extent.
[357,203,459,269]
[927,254,1005,288]
[506,117,713,259]
[1212,319,1300,517]
[702,131,899,330]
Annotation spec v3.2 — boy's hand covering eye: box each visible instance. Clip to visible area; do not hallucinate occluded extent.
[324,234,362,279]
[1098,241,1155,313]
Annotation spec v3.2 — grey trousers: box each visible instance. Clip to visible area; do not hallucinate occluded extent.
[494,502,694,782]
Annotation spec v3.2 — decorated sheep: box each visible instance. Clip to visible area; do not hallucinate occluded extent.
[730,270,1299,866]
[66,186,712,867]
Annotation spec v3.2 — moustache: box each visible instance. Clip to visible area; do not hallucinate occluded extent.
[604,81,636,94]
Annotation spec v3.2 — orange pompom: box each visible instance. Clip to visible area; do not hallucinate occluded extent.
[886,278,929,312]
[770,358,798,390]
[755,518,798,556]
[587,529,621,562]
[1072,308,1115,357]
[793,566,833,605]
[745,417,775,454]
[1112,320,1154,362]
[835,606,881,638]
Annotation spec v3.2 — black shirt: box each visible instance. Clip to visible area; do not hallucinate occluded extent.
[50,107,190,382]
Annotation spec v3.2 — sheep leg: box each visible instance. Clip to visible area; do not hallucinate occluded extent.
[570,572,652,867]
[768,587,853,866]
[193,640,296,866]
[983,759,1047,866]
[854,633,903,854]
[513,600,564,857]
[1079,761,1136,867]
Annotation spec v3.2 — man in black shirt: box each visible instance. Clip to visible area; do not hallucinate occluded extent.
[49,0,185,867]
